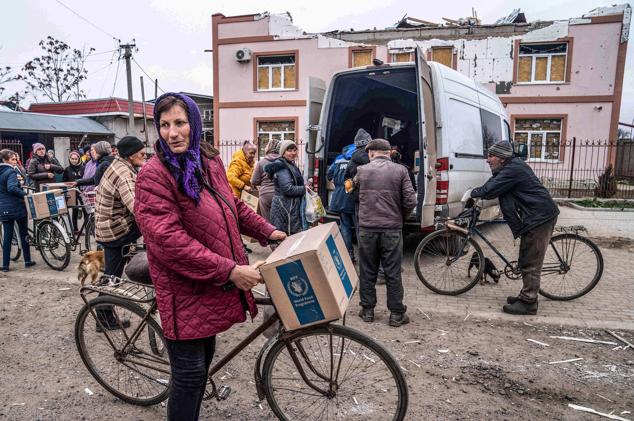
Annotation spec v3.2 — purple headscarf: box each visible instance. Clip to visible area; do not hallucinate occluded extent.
[153,92,204,203]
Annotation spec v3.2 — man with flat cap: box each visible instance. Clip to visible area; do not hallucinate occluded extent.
[470,140,559,315]
[354,138,417,327]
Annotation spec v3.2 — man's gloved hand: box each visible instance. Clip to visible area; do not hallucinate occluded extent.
[344,178,354,193]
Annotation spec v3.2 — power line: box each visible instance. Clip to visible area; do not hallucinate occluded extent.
[132,58,165,94]
[54,0,120,42]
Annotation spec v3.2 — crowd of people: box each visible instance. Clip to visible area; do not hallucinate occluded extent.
[0,90,560,419]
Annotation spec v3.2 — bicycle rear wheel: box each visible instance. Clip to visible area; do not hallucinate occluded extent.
[262,324,408,421]
[36,220,70,270]
[414,229,484,295]
[74,296,170,406]
[539,234,604,301]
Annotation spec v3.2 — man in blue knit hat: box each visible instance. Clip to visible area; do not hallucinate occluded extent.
[470,141,559,315]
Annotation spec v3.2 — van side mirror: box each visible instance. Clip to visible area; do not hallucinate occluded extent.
[515,143,528,161]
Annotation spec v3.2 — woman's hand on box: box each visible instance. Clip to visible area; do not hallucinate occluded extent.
[268,230,287,242]
[229,264,262,291]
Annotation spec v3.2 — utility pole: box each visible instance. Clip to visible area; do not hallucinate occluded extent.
[120,40,137,132]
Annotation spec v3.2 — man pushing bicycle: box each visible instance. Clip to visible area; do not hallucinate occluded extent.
[470,140,559,315]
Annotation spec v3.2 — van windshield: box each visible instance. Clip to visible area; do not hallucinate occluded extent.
[326,66,419,168]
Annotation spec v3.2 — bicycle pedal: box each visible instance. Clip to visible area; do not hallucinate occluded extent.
[217,385,231,401]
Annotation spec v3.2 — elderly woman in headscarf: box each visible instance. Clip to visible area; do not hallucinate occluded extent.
[73,141,113,189]
[27,143,64,191]
[134,93,286,421]
[250,138,280,223]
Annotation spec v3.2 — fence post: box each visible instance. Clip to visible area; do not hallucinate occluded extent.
[567,137,577,198]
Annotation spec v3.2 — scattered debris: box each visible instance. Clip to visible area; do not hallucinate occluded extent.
[596,394,614,403]
[523,322,537,328]
[549,358,584,365]
[408,359,421,368]
[404,340,421,345]
[527,339,549,347]
[417,308,431,320]
[464,312,472,322]
[438,349,450,353]
[10,403,25,406]
[353,396,359,405]
[84,388,93,396]
[568,404,632,421]
[550,336,617,346]
[57,288,71,291]
[607,330,634,350]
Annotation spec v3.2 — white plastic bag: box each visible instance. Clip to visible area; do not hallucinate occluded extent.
[304,187,326,223]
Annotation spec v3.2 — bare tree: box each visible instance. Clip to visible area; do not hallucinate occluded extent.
[0,66,15,97]
[18,36,95,102]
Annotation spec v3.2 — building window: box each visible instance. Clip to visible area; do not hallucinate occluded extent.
[390,52,413,63]
[431,47,453,68]
[517,42,567,83]
[351,49,373,67]
[203,109,212,121]
[514,118,563,161]
[257,54,297,91]
[256,120,295,157]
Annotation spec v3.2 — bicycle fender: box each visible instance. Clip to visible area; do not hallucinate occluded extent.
[51,219,71,244]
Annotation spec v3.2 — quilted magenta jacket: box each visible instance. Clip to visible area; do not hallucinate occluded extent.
[134,154,275,340]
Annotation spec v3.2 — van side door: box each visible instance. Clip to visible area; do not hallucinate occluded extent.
[415,47,438,229]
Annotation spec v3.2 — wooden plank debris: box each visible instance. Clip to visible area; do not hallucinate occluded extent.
[527,338,549,347]
[549,336,617,346]
[549,357,583,364]
[568,404,632,421]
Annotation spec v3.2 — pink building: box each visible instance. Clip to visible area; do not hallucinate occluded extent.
[212,6,631,191]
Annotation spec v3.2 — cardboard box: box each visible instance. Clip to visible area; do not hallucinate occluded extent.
[240,190,259,212]
[414,150,420,174]
[41,182,77,207]
[260,222,358,331]
[25,190,68,220]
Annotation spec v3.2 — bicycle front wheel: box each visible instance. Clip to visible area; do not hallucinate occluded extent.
[262,324,408,421]
[539,234,604,301]
[74,296,171,406]
[414,229,484,295]
[36,220,70,270]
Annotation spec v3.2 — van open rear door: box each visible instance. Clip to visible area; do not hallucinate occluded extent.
[415,47,438,229]
[306,76,326,186]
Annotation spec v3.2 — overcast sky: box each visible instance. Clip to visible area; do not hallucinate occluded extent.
[2,0,633,125]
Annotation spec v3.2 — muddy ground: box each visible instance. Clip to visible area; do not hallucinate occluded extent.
[1,256,632,421]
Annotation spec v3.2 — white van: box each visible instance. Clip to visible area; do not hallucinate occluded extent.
[307,47,510,231]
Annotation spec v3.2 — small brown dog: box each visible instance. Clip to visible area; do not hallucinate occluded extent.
[78,250,105,286]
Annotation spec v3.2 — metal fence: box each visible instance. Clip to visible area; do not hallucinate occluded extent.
[0,139,24,162]
[216,139,307,173]
[528,138,634,199]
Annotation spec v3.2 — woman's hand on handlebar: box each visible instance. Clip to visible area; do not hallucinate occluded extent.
[229,264,262,291]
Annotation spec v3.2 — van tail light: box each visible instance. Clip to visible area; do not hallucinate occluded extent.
[312,158,321,192]
[435,157,449,205]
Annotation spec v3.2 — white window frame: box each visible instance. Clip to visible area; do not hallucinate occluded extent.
[514,130,562,162]
[257,55,296,92]
[517,43,567,84]
[389,51,414,63]
[203,109,212,121]
[257,121,296,156]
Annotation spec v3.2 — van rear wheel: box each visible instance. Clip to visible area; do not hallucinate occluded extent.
[414,229,483,295]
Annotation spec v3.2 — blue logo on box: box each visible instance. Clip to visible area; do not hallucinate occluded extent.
[326,235,353,298]
[276,260,325,325]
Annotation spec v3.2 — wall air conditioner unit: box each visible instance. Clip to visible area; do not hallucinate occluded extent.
[235,48,252,62]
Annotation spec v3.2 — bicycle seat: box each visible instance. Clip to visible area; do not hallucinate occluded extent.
[124,251,152,285]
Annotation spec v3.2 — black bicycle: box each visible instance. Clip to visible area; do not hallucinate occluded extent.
[414,200,603,300]
[74,276,409,419]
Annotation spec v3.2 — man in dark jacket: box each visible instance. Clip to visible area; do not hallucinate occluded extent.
[354,138,417,327]
[471,141,559,315]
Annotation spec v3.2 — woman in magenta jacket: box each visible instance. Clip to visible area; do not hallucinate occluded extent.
[134,93,286,421]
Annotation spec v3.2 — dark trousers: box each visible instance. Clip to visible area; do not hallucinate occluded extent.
[98,224,142,278]
[518,218,557,303]
[165,336,216,421]
[339,210,355,259]
[358,229,406,313]
[2,217,32,268]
